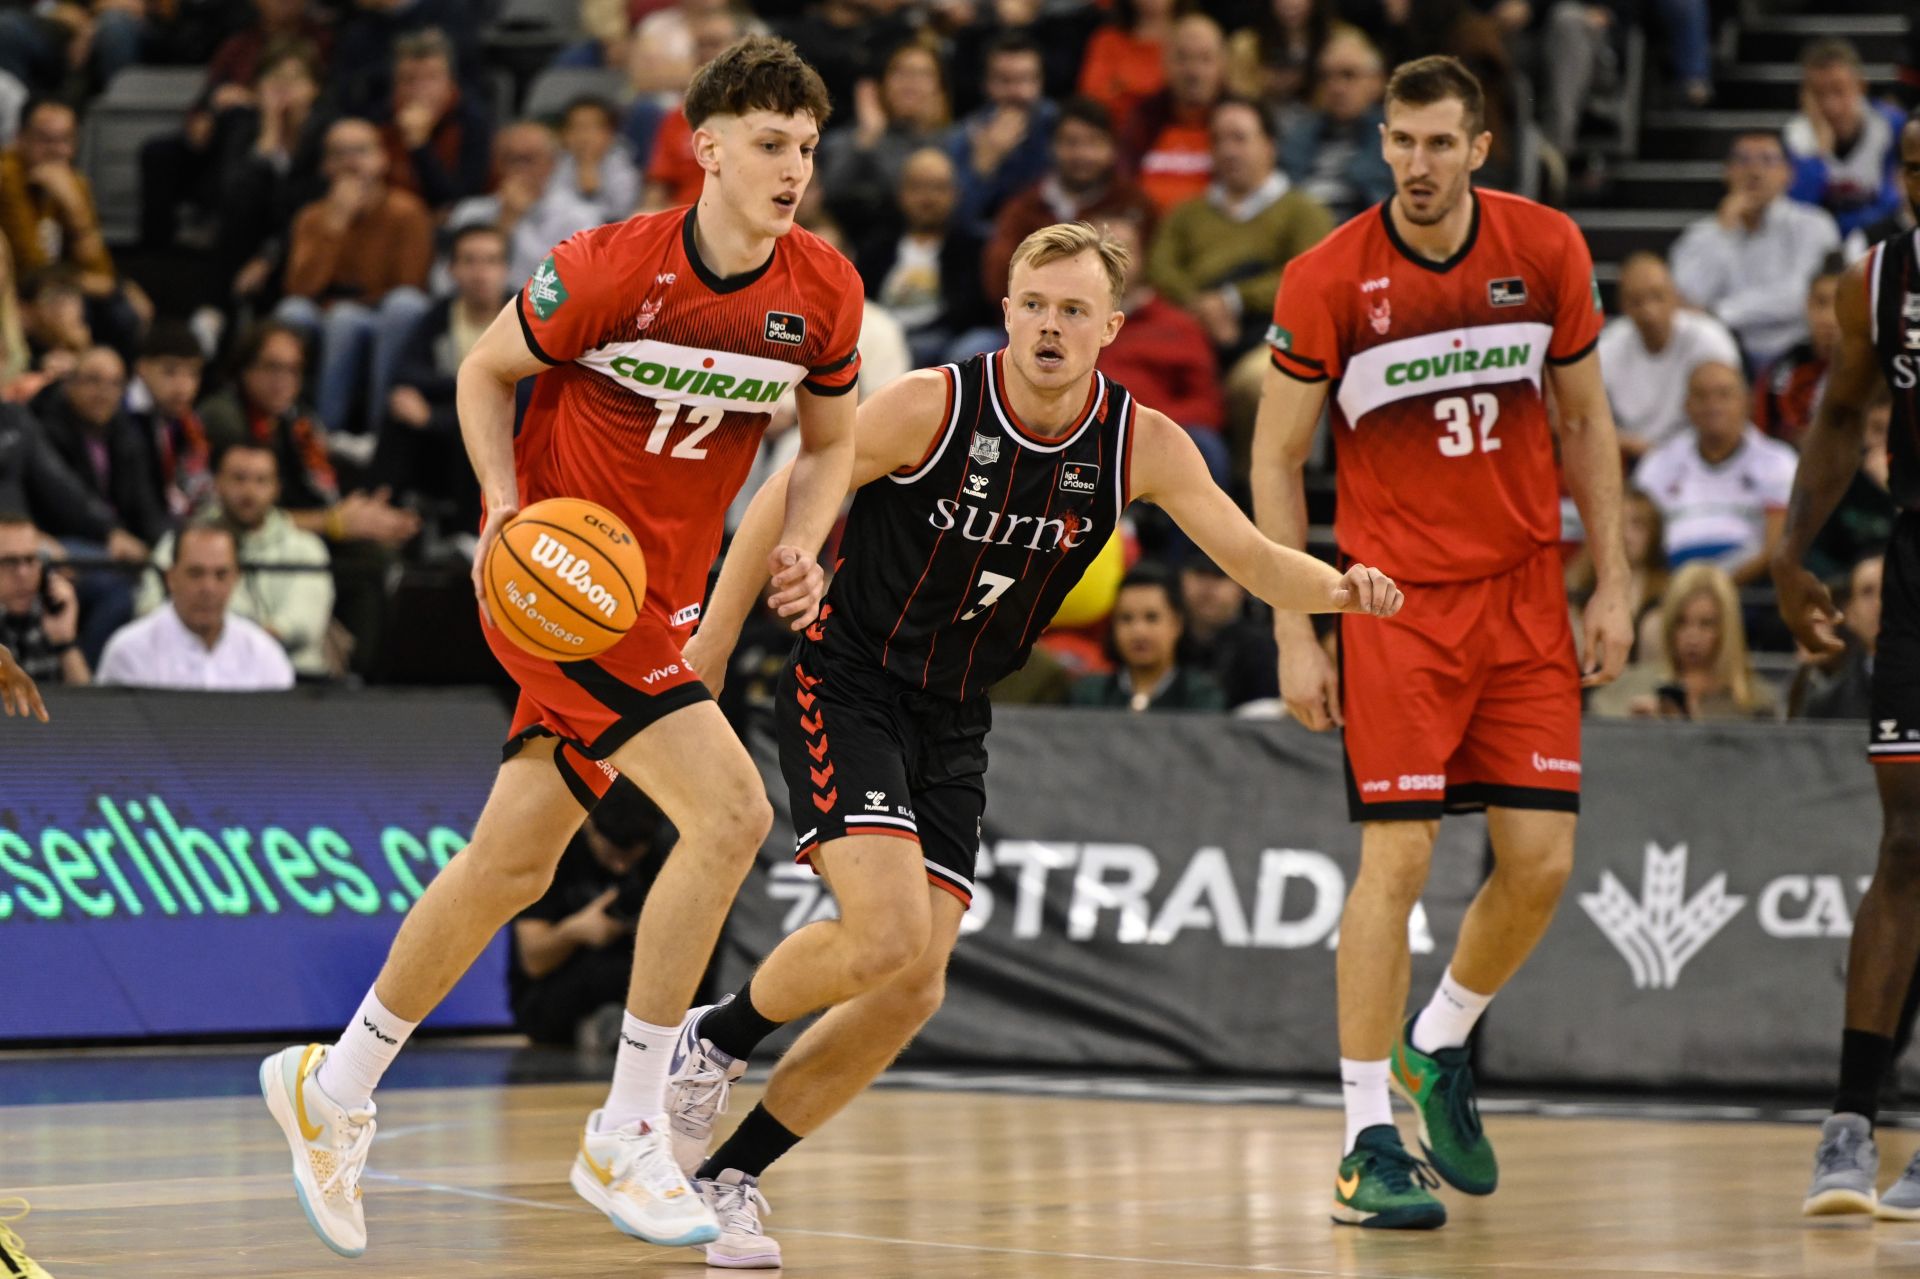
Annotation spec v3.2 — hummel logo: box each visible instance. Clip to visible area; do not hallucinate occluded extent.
[362,1017,398,1045]
[866,790,887,810]
[1580,843,1745,989]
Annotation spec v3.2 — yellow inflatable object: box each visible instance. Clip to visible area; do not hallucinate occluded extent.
[1049,532,1124,629]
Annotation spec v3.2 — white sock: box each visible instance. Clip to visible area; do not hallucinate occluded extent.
[599,1012,678,1131]
[317,988,419,1111]
[1411,968,1494,1054]
[1341,1057,1393,1154]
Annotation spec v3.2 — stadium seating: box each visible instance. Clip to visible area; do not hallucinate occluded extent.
[80,67,202,247]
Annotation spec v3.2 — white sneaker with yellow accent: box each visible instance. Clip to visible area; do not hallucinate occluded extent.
[258,1044,376,1257]
[0,1197,57,1278]
[569,1109,719,1247]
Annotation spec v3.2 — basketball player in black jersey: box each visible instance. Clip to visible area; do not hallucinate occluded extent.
[649,221,1402,1266]
[1777,117,1920,1219]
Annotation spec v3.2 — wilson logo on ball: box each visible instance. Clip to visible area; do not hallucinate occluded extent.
[528,533,620,619]
[486,497,646,662]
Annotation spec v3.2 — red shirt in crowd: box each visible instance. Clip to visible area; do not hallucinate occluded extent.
[1098,292,1224,431]
[1076,25,1167,129]
[1121,97,1213,214]
[646,109,706,209]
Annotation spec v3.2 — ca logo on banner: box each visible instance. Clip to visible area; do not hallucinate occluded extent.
[1580,843,1745,989]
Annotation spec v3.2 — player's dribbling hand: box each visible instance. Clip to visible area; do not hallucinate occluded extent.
[766,545,825,631]
[1329,564,1403,618]
[1580,577,1634,687]
[472,501,520,628]
[1773,560,1845,657]
[0,645,49,723]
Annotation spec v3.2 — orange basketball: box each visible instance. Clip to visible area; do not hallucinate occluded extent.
[484,498,647,661]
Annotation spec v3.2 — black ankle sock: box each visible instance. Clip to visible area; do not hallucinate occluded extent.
[1835,1028,1896,1123]
[698,1103,802,1180]
[698,978,784,1061]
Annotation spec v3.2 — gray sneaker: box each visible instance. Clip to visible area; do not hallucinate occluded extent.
[666,1001,747,1176]
[1878,1149,1920,1221]
[1805,1113,1878,1216]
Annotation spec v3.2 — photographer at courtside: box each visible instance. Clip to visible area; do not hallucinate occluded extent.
[509,783,676,1053]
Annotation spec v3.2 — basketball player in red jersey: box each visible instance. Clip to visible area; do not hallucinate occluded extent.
[258,38,861,1258]
[1253,56,1632,1229]
[653,221,1401,1268]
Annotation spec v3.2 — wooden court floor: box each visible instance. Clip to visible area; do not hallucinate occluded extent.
[7,1078,1920,1278]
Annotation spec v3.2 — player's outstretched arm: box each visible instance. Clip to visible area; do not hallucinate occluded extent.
[1249,360,1346,729]
[457,299,552,623]
[1771,261,1884,655]
[1132,406,1402,617]
[685,371,949,691]
[779,382,860,579]
[1549,349,1633,687]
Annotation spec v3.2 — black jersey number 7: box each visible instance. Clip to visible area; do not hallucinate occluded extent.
[960,571,1017,621]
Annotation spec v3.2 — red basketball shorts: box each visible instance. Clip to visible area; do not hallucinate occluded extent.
[485,606,710,806]
[1339,544,1581,822]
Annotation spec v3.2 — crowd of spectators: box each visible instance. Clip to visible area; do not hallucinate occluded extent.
[0,0,1911,728]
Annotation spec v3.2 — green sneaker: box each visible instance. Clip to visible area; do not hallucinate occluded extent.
[1391,1015,1497,1195]
[1331,1124,1446,1230]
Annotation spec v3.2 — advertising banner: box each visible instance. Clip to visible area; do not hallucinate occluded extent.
[0,688,511,1040]
[721,709,1488,1073]
[1481,720,1878,1089]
[3,691,1884,1088]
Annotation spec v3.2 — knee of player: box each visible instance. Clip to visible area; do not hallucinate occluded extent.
[902,960,956,1021]
[685,789,774,857]
[465,841,562,911]
[845,917,932,990]
[1497,843,1574,901]
[1352,852,1434,911]
[1877,821,1920,888]
[886,966,948,1029]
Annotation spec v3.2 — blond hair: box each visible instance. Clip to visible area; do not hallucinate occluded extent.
[1659,562,1762,711]
[1007,222,1131,305]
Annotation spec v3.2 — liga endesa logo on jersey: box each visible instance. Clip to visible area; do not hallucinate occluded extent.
[1059,463,1100,495]
[764,311,806,345]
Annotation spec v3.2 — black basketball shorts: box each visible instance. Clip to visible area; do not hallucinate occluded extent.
[1871,510,1920,763]
[775,635,989,905]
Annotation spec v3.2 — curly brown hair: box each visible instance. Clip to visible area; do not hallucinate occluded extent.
[684,34,833,132]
